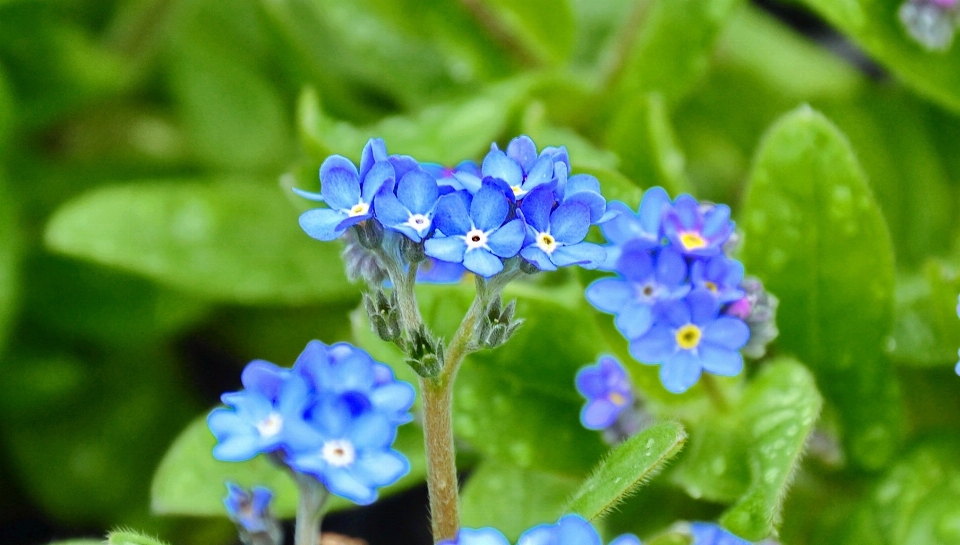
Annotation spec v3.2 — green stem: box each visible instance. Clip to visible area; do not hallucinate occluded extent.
[396,260,423,335]
[294,473,328,545]
[700,374,730,413]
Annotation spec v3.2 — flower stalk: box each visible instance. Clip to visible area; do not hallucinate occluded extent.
[294,473,329,545]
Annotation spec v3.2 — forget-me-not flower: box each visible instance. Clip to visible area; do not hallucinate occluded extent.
[519,186,605,271]
[575,356,634,430]
[223,483,275,534]
[517,514,609,545]
[630,289,750,393]
[586,246,689,339]
[690,522,752,545]
[439,528,510,545]
[662,195,734,257]
[482,135,568,199]
[690,256,745,303]
[424,180,525,277]
[599,187,672,269]
[422,161,483,194]
[373,169,440,242]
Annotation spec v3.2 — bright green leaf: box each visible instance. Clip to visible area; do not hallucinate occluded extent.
[606,92,692,196]
[461,460,579,541]
[483,0,576,64]
[720,359,823,540]
[890,258,960,367]
[797,0,960,114]
[106,531,168,545]
[565,421,687,521]
[740,106,901,470]
[151,414,426,517]
[298,77,534,166]
[44,180,354,305]
[670,418,751,504]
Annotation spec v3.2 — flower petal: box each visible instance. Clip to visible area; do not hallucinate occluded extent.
[519,186,554,232]
[522,155,554,190]
[354,449,410,486]
[629,325,676,363]
[299,208,349,241]
[425,236,467,264]
[471,182,510,232]
[360,161,395,202]
[550,243,605,269]
[481,149,523,187]
[550,201,591,244]
[359,137,388,179]
[699,345,744,376]
[520,246,557,271]
[487,218,525,257]
[325,467,377,505]
[702,317,750,350]
[240,360,287,400]
[506,135,538,173]
[637,186,671,235]
[374,190,412,227]
[212,435,264,462]
[397,170,439,214]
[464,248,504,277]
[319,156,361,210]
[585,278,633,313]
[615,302,654,339]
[581,398,621,430]
[660,350,702,394]
[433,192,472,235]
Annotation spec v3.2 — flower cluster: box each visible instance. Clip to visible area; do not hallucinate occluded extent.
[575,356,651,444]
[297,136,609,279]
[223,483,283,544]
[899,0,959,51]
[587,187,776,394]
[207,340,415,505]
[439,514,639,545]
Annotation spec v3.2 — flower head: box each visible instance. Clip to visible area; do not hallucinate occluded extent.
[424,180,525,277]
[690,522,752,545]
[286,397,409,505]
[517,515,602,545]
[575,356,634,430]
[422,161,483,194]
[439,528,510,545]
[662,195,734,257]
[586,246,689,339]
[482,135,569,199]
[519,186,605,271]
[298,138,397,241]
[690,256,745,303]
[373,169,440,242]
[630,290,750,393]
[223,483,275,534]
[207,362,321,462]
[599,187,672,269]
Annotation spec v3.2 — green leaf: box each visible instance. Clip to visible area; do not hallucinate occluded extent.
[740,106,901,470]
[483,0,576,64]
[47,541,103,545]
[0,177,20,354]
[890,258,960,367]
[107,530,168,545]
[611,0,747,104]
[565,421,687,521]
[44,180,354,305]
[796,0,960,114]
[151,414,426,517]
[720,359,823,540]
[670,417,751,503]
[298,77,533,165]
[839,438,960,545]
[460,460,579,541]
[606,92,692,196]
[455,282,609,475]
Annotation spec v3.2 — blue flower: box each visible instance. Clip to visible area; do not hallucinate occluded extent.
[422,161,482,194]
[662,195,734,257]
[599,187,672,269]
[482,135,568,199]
[556,172,614,224]
[417,258,469,284]
[298,139,397,241]
[690,256,745,303]
[519,186,605,271]
[575,356,634,430]
[517,514,602,545]
[439,528,510,545]
[207,362,322,462]
[690,522,751,545]
[629,289,750,394]
[609,535,642,545]
[293,340,415,425]
[373,169,440,242]
[424,180,525,277]
[586,246,689,339]
[223,483,274,533]
[286,397,409,505]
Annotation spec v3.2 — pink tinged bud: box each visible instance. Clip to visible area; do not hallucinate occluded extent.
[931,0,958,8]
[727,297,752,320]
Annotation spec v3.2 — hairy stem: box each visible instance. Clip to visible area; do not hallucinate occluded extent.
[396,260,423,335]
[294,473,328,545]
[420,376,460,543]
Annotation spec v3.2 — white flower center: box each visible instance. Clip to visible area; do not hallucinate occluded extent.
[535,232,557,254]
[348,201,369,217]
[406,213,431,233]
[321,439,357,467]
[463,227,489,251]
[256,412,284,438]
[635,282,659,304]
[511,185,526,198]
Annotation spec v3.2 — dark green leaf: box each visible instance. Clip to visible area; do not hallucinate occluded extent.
[49,541,103,545]
[720,359,823,540]
[797,0,960,114]
[740,106,901,470]
[107,531,168,545]
[565,421,687,521]
[890,258,960,366]
[0,177,19,354]
[44,180,354,305]
[460,460,579,541]
[151,414,426,517]
[670,418,750,503]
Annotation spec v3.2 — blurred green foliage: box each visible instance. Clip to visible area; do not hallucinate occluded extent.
[2,0,960,544]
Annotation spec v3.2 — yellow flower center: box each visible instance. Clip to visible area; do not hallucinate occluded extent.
[704,281,718,293]
[680,232,707,250]
[675,324,702,350]
[536,232,557,253]
[609,392,627,406]
[511,185,525,197]
[349,202,369,217]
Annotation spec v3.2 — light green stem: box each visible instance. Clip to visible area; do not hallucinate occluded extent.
[294,473,328,545]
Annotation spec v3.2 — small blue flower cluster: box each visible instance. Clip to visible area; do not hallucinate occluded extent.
[297,136,610,278]
[586,187,751,394]
[207,341,415,505]
[440,514,640,545]
[576,356,634,430]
